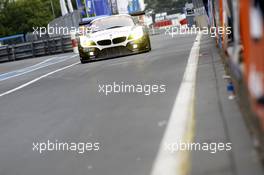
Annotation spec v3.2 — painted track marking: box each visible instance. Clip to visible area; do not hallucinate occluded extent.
[0,54,76,81]
[151,33,202,175]
[0,62,79,98]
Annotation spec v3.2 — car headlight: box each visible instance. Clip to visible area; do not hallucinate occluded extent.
[80,36,96,47]
[128,27,144,40]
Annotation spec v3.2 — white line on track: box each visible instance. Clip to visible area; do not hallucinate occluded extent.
[0,54,76,81]
[151,33,202,175]
[0,62,79,98]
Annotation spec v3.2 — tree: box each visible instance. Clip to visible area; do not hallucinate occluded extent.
[0,0,54,37]
[0,0,79,37]
[0,0,9,10]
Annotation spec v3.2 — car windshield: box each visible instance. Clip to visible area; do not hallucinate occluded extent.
[90,16,135,32]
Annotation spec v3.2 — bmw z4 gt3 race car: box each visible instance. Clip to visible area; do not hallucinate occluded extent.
[78,14,151,63]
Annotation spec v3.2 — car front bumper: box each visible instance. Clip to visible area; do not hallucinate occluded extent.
[78,35,149,62]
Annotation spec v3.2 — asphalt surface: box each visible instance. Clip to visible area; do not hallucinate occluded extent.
[0,34,263,175]
[0,34,196,175]
[191,36,264,175]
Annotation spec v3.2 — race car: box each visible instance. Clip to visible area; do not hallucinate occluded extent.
[78,14,151,63]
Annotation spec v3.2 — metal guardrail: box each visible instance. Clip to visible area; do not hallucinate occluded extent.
[0,36,73,62]
[0,28,163,63]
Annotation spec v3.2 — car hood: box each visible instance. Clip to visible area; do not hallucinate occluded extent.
[89,26,135,41]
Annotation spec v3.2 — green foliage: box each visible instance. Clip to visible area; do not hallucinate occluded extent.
[0,0,191,37]
[0,0,60,37]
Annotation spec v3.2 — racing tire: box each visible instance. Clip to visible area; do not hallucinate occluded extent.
[80,56,89,64]
[80,59,86,64]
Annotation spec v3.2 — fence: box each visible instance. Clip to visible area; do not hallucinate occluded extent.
[0,36,73,62]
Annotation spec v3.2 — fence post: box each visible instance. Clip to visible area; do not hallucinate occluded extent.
[52,38,55,54]
[43,40,47,55]
[61,37,64,53]
[11,45,16,61]
[47,40,51,55]
[6,45,11,61]
[31,42,35,57]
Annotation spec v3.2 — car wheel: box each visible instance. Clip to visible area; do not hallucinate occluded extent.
[80,56,87,64]
[80,59,86,64]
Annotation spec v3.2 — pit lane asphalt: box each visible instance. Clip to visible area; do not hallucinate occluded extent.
[0,34,196,175]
